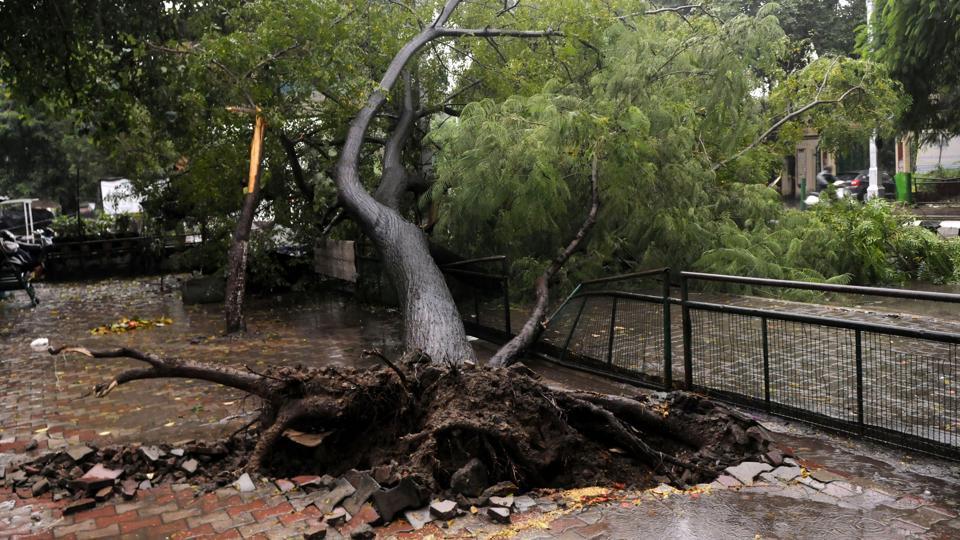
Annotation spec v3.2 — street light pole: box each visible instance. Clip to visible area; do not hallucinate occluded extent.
[866,0,880,199]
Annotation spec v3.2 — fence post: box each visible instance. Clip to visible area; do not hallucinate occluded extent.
[502,258,511,335]
[855,329,864,435]
[606,297,618,365]
[762,317,770,411]
[662,269,673,390]
[681,274,693,389]
[560,297,587,364]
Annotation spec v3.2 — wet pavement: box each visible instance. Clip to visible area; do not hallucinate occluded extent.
[0,277,959,539]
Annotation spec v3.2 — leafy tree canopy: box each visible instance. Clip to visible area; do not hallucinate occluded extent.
[430,6,906,284]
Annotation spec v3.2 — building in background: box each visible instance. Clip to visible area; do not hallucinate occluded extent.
[99,178,142,215]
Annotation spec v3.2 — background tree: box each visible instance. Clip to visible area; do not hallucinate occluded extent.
[873,0,960,136]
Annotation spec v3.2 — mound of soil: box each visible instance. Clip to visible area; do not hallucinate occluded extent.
[6,358,777,515]
[261,362,774,492]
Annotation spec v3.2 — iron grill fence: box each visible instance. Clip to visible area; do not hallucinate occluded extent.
[354,242,511,342]
[536,269,673,389]
[679,271,960,459]
[538,269,960,459]
[440,256,512,342]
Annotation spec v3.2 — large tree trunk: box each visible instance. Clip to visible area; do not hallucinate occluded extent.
[225,113,266,334]
[333,0,555,364]
[375,211,477,363]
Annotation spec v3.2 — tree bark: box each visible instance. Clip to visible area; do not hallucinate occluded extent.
[333,0,556,364]
[225,113,266,334]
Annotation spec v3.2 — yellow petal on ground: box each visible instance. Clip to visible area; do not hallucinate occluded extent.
[164,421,176,427]
[34,427,49,433]
[560,486,610,502]
[98,431,111,436]
[222,401,235,406]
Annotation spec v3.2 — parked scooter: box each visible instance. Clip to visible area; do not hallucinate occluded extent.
[804,180,849,206]
[0,229,48,273]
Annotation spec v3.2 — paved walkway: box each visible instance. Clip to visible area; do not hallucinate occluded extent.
[0,278,959,538]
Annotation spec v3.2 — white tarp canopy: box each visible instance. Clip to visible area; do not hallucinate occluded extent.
[99,178,142,215]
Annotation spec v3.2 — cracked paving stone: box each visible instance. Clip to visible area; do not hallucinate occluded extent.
[724,462,772,485]
[822,481,856,498]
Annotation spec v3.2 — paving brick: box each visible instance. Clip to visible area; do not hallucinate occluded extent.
[53,519,97,538]
[151,519,195,537]
[95,509,138,528]
[187,510,231,528]
[212,512,255,533]
[250,502,293,522]
[74,524,120,540]
[16,533,55,540]
[226,500,267,517]
[277,505,322,526]
[162,506,203,523]
[73,505,116,520]
[15,533,55,540]
[137,502,180,517]
[113,501,148,514]
[168,523,216,539]
[119,515,162,534]
[236,517,281,538]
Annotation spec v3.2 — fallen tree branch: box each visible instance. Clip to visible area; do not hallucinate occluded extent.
[48,345,277,400]
[488,143,602,367]
[713,85,864,171]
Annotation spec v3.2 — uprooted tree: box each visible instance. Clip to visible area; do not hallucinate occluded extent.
[35,0,903,499]
[38,1,780,495]
[46,344,775,492]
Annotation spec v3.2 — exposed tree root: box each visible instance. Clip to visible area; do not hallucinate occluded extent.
[48,346,775,494]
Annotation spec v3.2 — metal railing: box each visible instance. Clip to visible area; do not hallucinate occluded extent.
[538,269,960,459]
[914,176,960,203]
[536,269,674,389]
[440,256,512,342]
[679,271,960,459]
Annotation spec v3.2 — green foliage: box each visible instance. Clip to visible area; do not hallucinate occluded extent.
[695,199,960,286]
[873,0,960,135]
[50,212,118,238]
[0,91,111,204]
[768,57,907,152]
[715,0,866,71]
[432,7,921,293]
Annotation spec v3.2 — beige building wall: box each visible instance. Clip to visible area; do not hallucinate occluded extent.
[783,129,835,198]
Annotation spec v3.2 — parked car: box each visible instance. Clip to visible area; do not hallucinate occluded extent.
[839,170,896,201]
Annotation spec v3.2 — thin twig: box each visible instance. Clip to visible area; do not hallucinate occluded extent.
[362,349,409,390]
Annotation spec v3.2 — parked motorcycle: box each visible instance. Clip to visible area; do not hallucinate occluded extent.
[804,180,850,206]
[0,229,49,273]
